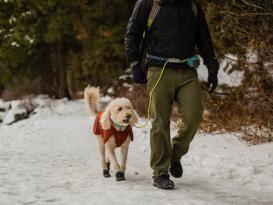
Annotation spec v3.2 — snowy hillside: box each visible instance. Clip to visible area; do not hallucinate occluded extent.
[0,99,273,205]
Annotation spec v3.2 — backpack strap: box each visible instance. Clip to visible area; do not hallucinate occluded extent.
[191,1,198,18]
[146,0,198,32]
[146,0,161,30]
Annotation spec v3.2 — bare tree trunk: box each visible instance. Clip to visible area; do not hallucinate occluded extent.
[40,44,54,95]
[56,38,70,99]
[49,40,71,99]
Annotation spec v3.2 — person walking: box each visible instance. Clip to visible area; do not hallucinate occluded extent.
[125,0,219,190]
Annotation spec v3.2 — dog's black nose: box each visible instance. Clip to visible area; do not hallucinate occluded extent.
[126,114,131,119]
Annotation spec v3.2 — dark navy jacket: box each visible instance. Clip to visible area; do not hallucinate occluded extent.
[125,0,219,73]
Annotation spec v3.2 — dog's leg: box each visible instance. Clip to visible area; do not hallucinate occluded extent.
[105,137,125,181]
[105,137,121,172]
[105,157,110,171]
[120,137,131,173]
[97,136,111,178]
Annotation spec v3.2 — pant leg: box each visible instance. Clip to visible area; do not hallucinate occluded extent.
[147,67,176,177]
[172,70,203,161]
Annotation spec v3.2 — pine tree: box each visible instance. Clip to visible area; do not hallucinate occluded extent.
[0,0,84,98]
[0,0,134,97]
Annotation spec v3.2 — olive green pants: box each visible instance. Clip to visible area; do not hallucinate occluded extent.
[147,66,203,177]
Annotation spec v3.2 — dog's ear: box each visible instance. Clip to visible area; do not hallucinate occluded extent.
[130,109,139,127]
[100,107,111,130]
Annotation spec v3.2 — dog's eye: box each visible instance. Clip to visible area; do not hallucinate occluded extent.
[118,107,122,111]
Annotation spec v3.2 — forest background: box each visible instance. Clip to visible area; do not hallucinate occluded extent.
[0,0,272,143]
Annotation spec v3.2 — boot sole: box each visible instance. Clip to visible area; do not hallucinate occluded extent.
[116,177,125,181]
[153,182,174,190]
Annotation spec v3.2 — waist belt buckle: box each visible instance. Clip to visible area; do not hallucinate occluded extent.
[168,58,181,64]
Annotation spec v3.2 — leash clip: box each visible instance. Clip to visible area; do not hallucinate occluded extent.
[168,58,181,63]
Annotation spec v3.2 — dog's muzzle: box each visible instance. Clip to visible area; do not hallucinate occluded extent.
[123,114,131,123]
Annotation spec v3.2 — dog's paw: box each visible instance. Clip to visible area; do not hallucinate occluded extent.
[103,170,111,178]
[115,172,125,181]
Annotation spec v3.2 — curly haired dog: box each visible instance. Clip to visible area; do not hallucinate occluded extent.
[84,86,138,181]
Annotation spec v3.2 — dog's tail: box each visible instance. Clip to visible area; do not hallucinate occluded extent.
[84,85,100,115]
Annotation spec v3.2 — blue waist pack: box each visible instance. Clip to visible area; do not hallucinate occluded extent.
[187,56,200,68]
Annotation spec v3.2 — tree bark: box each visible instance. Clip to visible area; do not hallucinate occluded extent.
[56,38,71,99]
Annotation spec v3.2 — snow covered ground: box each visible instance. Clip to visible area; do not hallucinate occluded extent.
[0,99,273,205]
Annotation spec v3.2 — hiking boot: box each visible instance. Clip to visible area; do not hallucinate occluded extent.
[153,175,175,190]
[115,172,125,181]
[103,170,111,178]
[169,160,183,178]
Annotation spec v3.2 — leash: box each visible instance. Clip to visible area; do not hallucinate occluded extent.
[134,55,198,128]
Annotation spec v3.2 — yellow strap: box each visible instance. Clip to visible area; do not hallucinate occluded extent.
[146,0,160,30]
[134,60,168,128]
[134,58,189,129]
[147,18,153,29]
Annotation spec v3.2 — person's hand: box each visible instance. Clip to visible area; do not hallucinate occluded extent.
[132,63,147,84]
[207,72,218,92]
[206,58,219,92]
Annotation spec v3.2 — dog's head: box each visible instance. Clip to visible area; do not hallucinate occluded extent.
[100,98,138,130]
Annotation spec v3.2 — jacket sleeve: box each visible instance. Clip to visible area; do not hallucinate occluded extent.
[125,0,151,65]
[195,2,219,74]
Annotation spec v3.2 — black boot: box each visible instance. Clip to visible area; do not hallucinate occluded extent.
[103,170,111,178]
[169,160,183,178]
[153,175,174,190]
[115,172,125,181]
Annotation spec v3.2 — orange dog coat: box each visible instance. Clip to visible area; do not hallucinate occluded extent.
[93,112,133,147]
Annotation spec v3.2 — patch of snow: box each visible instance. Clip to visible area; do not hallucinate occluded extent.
[32,98,83,119]
[21,11,32,17]
[2,108,27,125]
[8,16,16,24]
[2,100,27,125]
[101,95,112,103]
[11,41,20,47]
[0,100,10,111]
[107,87,115,95]
[4,33,12,39]
[0,112,6,122]
[125,68,131,74]
[31,95,51,108]
[119,75,130,80]
[246,50,258,64]
[122,82,132,90]
[24,35,34,44]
